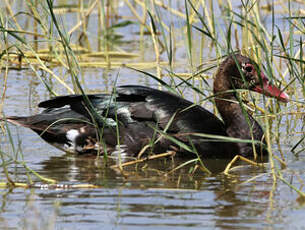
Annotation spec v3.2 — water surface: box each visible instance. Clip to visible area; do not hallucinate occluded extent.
[1,1,305,229]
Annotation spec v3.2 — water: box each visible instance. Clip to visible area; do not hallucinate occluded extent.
[1,1,305,229]
[1,66,304,229]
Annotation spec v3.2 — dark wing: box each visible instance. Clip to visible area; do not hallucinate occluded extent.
[117,85,228,135]
[116,86,233,157]
[38,85,227,136]
[30,85,233,156]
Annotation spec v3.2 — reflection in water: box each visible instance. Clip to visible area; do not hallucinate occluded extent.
[40,153,234,186]
[0,120,275,230]
[1,0,304,225]
[0,68,299,229]
[19,154,270,229]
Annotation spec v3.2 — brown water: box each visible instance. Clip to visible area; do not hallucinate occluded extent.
[1,1,305,229]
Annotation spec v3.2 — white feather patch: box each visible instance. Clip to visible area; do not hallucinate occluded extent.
[117,107,133,122]
[66,129,80,143]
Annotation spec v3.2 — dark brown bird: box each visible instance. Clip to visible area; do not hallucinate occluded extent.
[3,54,289,159]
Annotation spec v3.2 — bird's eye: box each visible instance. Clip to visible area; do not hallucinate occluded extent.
[245,65,253,73]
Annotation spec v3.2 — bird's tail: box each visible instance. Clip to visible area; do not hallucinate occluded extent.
[1,116,32,128]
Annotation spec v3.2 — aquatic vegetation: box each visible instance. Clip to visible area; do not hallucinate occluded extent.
[0,0,304,228]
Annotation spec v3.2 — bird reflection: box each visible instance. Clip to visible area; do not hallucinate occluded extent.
[37,154,271,229]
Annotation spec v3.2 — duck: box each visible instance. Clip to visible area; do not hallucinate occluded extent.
[3,54,289,159]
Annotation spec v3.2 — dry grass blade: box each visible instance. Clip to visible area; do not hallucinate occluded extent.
[223,155,265,175]
[165,158,211,176]
[110,151,176,169]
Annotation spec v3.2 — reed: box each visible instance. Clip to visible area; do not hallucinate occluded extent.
[0,0,304,200]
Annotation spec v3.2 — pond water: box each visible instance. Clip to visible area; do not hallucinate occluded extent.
[1,1,305,229]
[1,69,304,229]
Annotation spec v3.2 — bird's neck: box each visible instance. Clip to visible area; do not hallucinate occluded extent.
[213,70,242,128]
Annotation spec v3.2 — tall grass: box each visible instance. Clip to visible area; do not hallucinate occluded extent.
[0,0,304,197]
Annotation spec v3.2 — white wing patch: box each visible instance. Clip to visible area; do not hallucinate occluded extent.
[66,129,80,143]
[64,129,82,152]
[117,107,133,122]
[117,107,130,115]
